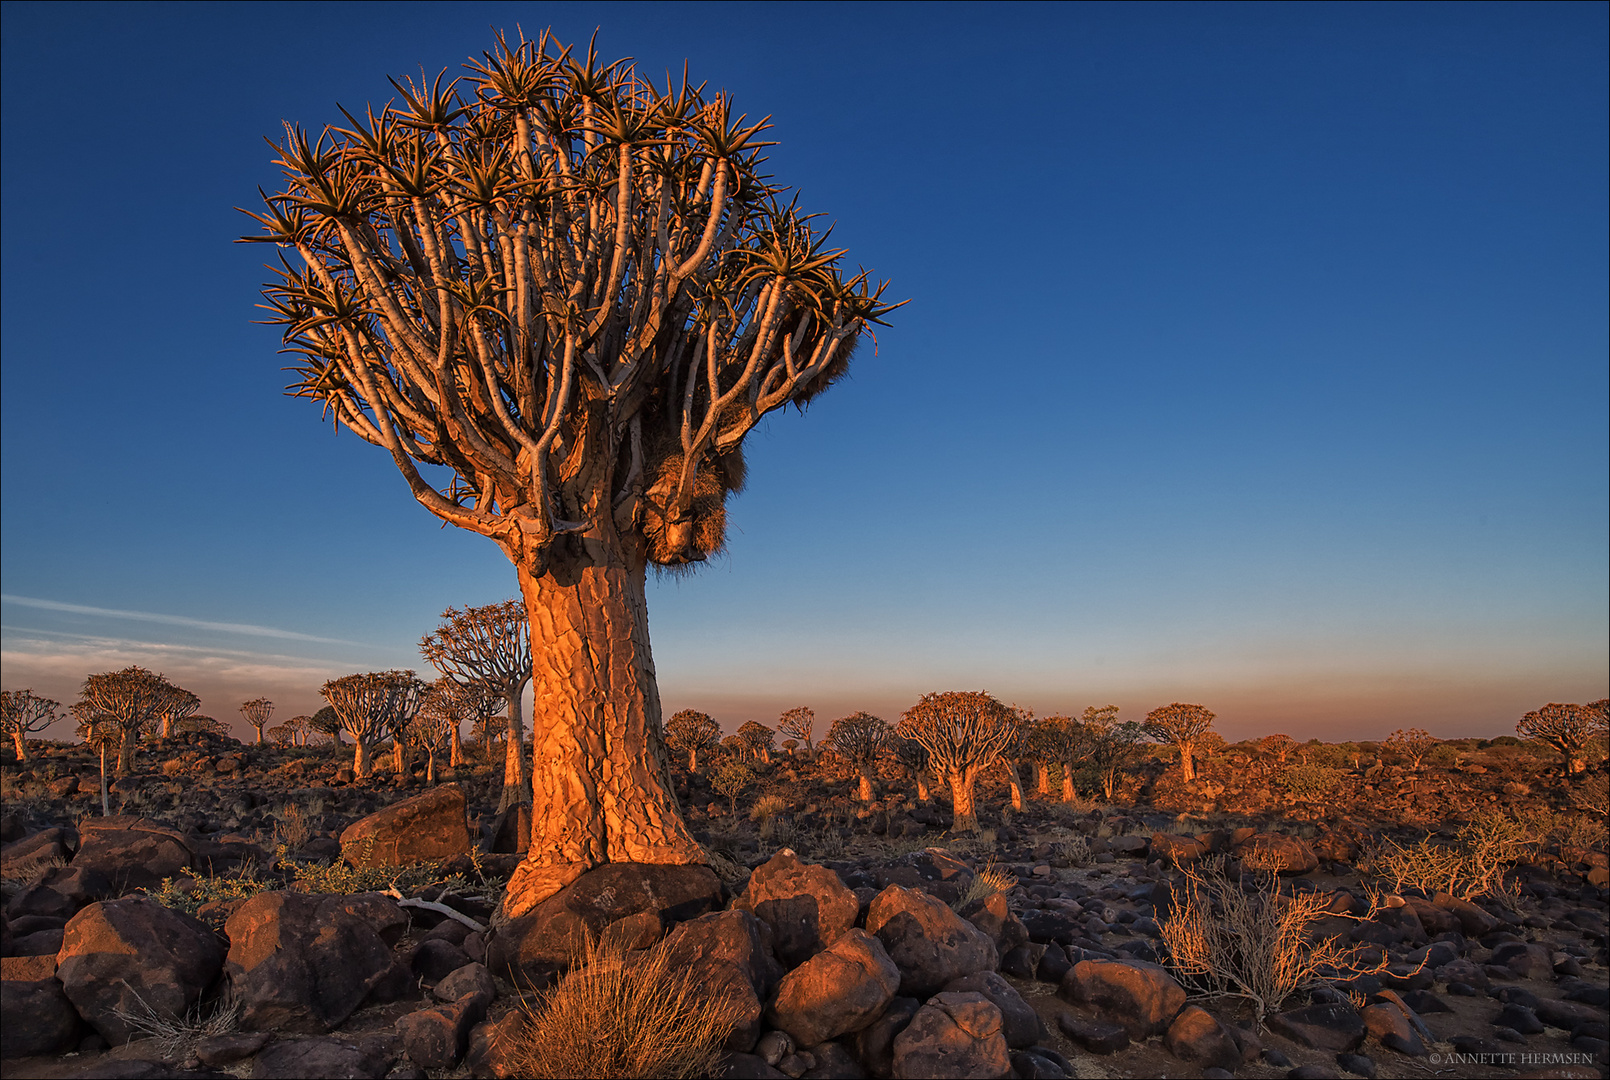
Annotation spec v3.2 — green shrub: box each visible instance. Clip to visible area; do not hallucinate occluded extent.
[1279,763,1342,801]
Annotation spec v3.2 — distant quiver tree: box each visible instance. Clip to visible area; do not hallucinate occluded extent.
[899,691,1017,834]
[322,670,423,777]
[1517,702,1608,774]
[1143,702,1215,783]
[826,711,891,802]
[420,600,531,812]
[664,709,721,773]
[77,667,185,777]
[247,30,898,916]
[777,707,814,754]
[240,698,275,744]
[2,690,61,763]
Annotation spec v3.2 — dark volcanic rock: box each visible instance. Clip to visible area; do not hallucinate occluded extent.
[250,1035,397,1079]
[733,849,860,968]
[865,885,997,999]
[1059,959,1186,1040]
[662,909,786,1052]
[767,928,901,1047]
[340,783,471,868]
[1163,1005,1242,1070]
[943,971,1042,1049]
[1,953,83,1058]
[891,991,1011,1080]
[1268,1002,1367,1053]
[72,815,194,892]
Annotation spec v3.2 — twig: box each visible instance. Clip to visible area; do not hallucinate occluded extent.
[384,886,487,932]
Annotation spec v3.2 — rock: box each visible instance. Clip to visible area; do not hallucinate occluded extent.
[1267,1002,1366,1052]
[225,890,409,1032]
[661,908,786,1052]
[1337,1051,1377,1078]
[1149,833,1207,864]
[7,865,114,920]
[891,992,1011,1080]
[1035,942,1072,984]
[1535,997,1603,1032]
[433,962,495,1004]
[0,826,75,882]
[1361,1002,1426,1055]
[56,897,225,1045]
[1000,943,1043,980]
[72,816,194,892]
[769,928,901,1047]
[340,783,470,868]
[328,892,410,946]
[488,862,722,989]
[865,885,997,999]
[1059,959,1185,1040]
[396,992,490,1070]
[1490,941,1553,980]
[1109,835,1149,856]
[1402,897,1460,936]
[1011,1047,1071,1079]
[12,926,65,955]
[852,996,920,1077]
[1496,1002,1546,1035]
[756,1030,795,1067]
[250,1035,396,1078]
[409,937,473,982]
[1055,1011,1129,1054]
[718,1052,790,1079]
[193,1031,271,1065]
[799,1040,866,1078]
[1164,1004,1242,1070]
[942,971,1042,1049]
[465,1010,527,1079]
[875,849,976,905]
[957,893,1030,957]
[1233,832,1319,874]
[1,953,82,1058]
[733,849,859,968]
[1018,909,1081,947]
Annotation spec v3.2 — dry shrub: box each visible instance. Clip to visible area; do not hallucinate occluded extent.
[955,860,1017,911]
[1161,856,1388,1027]
[113,988,241,1060]
[509,930,744,1079]
[1366,808,1532,902]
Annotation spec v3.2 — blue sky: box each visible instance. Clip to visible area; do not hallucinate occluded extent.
[2,1,1605,743]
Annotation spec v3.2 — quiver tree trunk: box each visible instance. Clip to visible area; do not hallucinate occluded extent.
[1063,763,1078,802]
[502,538,704,921]
[1034,763,1050,796]
[352,739,371,777]
[945,766,980,834]
[856,767,876,803]
[1178,742,1197,783]
[499,683,531,814]
[1003,761,1025,812]
[449,724,463,768]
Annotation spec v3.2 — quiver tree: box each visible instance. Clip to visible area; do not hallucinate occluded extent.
[473,713,509,761]
[826,711,891,802]
[268,723,294,746]
[308,705,343,746]
[248,30,898,915]
[421,600,532,812]
[997,706,1037,812]
[892,737,931,802]
[1022,716,1067,797]
[665,709,720,772]
[1083,710,1143,801]
[322,670,422,776]
[240,698,275,744]
[899,691,1017,833]
[1517,703,1607,774]
[1383,727,1438,770]
[1258,733,1297,766]
[1,690,60,762]
[72,705,122,816]
[285,714,311,746]
[1142,702,1215,783]
[777,707,814,755]
[737,720,775,764]
[77,666,182,777]
[157,689,201,741]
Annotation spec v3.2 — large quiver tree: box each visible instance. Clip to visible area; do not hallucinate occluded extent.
[899,691,1017,834]
[248,31,897,917]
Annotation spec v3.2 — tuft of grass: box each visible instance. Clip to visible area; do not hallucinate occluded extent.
[113,986,241,1060]
[270,803,314,850]
[954,859,1017,911]
[508,930,745,1079]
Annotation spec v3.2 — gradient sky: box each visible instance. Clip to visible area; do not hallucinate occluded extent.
[2,1,1605,744]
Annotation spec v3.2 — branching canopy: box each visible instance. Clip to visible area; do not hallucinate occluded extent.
[898,691,1017,777]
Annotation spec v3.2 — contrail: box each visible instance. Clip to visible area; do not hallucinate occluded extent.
[0,595,363,647]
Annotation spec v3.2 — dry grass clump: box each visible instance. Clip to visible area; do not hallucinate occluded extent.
[955,860,1017,910]
[508,931,745,1079]
[1161,856,1388,1027]
[113,988,241,1061]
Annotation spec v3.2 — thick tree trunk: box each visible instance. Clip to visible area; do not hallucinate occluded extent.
[1004,761,1025,812]
[353,739,371,777]
[947,766,979,834]
[1178,741,1196,782]
[1063,765,1077,803]
[254,725,265,745]
[161,716,174,740]
[1034,763,1049,796]
[393,738,407,776]
[498,682,532,813]
[915,773,930,802]
[12,731,31,763]
[116,727,136,777]
[449,724,463,767]
[857,769,875,802]
[501,539,704,921]
[426,748,437,785]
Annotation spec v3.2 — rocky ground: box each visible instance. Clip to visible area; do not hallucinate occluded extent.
[1,734,1606,1080]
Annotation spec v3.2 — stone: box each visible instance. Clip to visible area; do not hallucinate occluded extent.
[733,849,859,968]
[12,926,65,955]
[1164,1004,1242,1070]
[1059,959,1186,1040]
[487,862,722,989]
[1361,1001,1426,1055]
[225,890,408,1032]
[942,971,1042,1049]
[1267,1002,1366,1052]
[1490,940,1553,980]
[875,849,976,906]
[865,885,997,999]
[1018,909,1081,947]
[1535,997,1603,1032]
[1035,942,1072,984]
[756,1030,795,1067]
[193,1031,271,1065]
[433,961,495,1004]
[662,909,786,1052]
[409,937,473,982]
[72,815,194,892]
[1402,897,1460,936]
[892,991,1010,1079]
[465,1010,527,1079]
[1,953,82,1058]
[1337,1051,1377,1078]
[718,1052,790,1079]
[768,928,902,1047]
[396,992,490,1070]
[0,826,75,882]
[340,783,470,868]
[1000,943,1043,980]
[250,1035,396,1079]
[7,865,114,920]
[1496,1002,1546,1036]
[1234,832,1319,874]
[852,996,920,1077]
[799,1040,866,1078]
[329,892,410,946]
[1149,833,1207,864]
[957,892,1030,958]
[56,897,225,1045]
[1011,1048,1071,1079]
[1055,1011,1129,1054]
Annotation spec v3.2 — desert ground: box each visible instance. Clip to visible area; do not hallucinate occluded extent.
[2,727,1606,1080]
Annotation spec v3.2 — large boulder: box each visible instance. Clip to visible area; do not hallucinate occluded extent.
[0,826,77,883]
[55,897,225,1045]
[1163,1004,1242,1070]
[941,971,1042,1049]
[250,1035,397,1079]
[866,885,997,1000]
[768,928,902,1047]
[662,909,784,1052]
[72,816,193,892]
[853,996,921,1077]
[732,849,859,968]
[1267,1001,1366,1052]
[488,862,722,989]
[957,892,1030,957]
[1059,959,1186,1040]
[340,783,470,868]
[1233,832,1319,875]
[225,891,409,1032]
[1,953,83,1058]
[5,864,113,920]
[891,992,1011,1079]
[395,991,491,1070]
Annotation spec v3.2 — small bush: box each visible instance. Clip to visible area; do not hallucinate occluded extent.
[509,930,744,1078]
[1278,763,1341,801]
[954,860,1016,911]
[1161,856,1388,1027]
[113,988,241,1060]
[1366,808,1532,901]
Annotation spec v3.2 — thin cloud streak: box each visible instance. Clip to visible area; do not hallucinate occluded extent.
[1,594,363,647]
